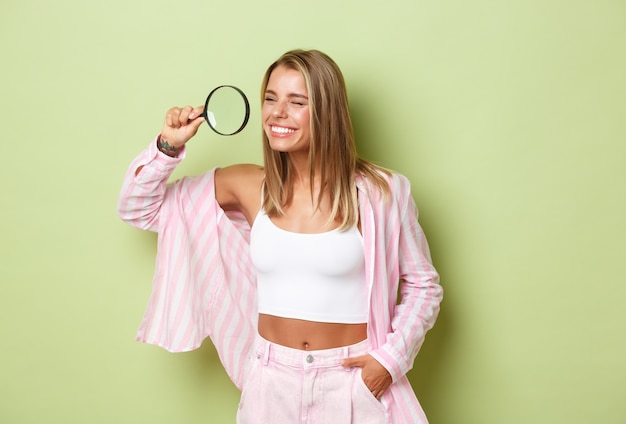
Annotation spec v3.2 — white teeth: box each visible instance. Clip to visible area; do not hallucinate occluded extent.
[271,126,295,134]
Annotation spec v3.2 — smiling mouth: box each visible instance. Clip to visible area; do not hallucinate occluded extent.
[270,125,296,135]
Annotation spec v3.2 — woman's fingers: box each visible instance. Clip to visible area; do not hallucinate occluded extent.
[178,105,195,125]
[188,106,205,121]
[161,105,205,147]
[343,354,392,399]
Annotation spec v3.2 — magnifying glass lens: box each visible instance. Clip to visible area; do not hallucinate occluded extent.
[203,85,250,136]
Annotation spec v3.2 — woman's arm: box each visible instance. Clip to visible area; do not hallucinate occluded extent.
[117,105,206,230]
[370,175,443,382]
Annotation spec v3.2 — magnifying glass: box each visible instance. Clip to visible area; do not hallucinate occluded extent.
[199,85,250,136]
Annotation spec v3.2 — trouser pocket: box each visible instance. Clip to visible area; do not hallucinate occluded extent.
[351,368,387,423]
[236,354,262,423]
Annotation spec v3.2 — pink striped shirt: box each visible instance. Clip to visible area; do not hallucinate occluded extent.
[117,139,443,423]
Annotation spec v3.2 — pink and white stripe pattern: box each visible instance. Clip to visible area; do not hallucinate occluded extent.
[118,139,443,423]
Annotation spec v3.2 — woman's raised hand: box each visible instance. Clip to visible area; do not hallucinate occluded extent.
[160,105,205,148]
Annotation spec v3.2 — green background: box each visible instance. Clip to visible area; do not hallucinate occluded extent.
[1,0,625,423]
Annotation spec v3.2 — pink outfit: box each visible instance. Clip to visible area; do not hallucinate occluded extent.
[238,335,385,423]
[117,139,443,423]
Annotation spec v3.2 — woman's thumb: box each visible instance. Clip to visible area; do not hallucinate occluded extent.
[342,355,366,369]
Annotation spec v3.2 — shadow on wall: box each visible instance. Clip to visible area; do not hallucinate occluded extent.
[407,298,451,413]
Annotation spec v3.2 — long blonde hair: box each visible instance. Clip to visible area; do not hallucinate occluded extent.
[261,49,390,230]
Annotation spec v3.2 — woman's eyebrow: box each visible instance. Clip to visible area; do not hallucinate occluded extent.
[265,89,309,100]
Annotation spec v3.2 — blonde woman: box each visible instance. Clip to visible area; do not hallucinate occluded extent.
[118,49,442,423]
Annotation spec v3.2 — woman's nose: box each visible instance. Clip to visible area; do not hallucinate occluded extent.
[272,102,287,117]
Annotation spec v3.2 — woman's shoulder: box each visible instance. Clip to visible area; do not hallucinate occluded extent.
[183,164,264,191]
[214,164,265,220]
[215,164,265,188]
[217,163,264,177]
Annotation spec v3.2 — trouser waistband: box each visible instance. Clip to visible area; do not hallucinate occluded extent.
[254,334,370,369]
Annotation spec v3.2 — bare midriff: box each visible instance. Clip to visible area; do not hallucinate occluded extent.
[258,314,368,351]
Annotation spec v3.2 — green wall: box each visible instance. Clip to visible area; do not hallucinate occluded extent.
[1,0,625,422]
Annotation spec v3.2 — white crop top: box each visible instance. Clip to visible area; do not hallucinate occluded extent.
[249,210,368,324]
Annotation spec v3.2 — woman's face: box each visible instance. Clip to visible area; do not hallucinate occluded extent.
[262,65,311,155]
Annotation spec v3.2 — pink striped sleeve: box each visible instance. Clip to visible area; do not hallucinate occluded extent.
[117,140,256,388]
[117,137,186,232]
[368,174,443,382]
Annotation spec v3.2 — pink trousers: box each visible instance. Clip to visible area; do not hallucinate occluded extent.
[236,335,388,424]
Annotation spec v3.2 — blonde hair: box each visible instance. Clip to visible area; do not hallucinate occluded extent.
[261,49,390,230]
